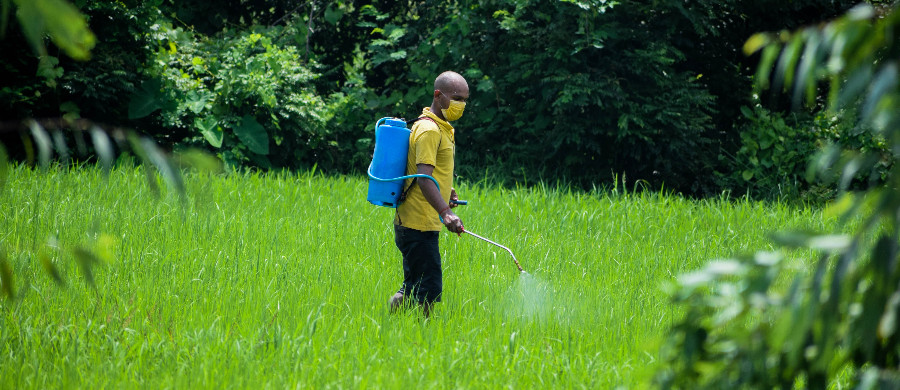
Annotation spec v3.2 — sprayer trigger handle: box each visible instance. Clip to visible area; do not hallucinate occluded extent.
[450,199,468,206]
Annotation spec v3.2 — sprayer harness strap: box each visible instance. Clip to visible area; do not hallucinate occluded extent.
[398,116,440,204]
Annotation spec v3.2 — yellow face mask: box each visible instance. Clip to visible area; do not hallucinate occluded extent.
[440,92,466,121]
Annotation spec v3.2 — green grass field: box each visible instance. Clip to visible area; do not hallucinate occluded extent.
[0,165,836,388]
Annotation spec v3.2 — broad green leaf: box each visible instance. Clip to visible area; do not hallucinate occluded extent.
[15,0,47,57]
[14,0,96,60]
[839,21,875,71]
[806,234,850,252]
[324,5,343,25]
[386,25,405,41]
[678,270,713,288]
[60,101,80,122]
[807,144,841,184]
[36,55,62,87]
[755,44,781,91]
[128,79,163,119]
[457,16,470,36]
[477,78,494,93]
[871,94,898,132]
[847,3,875,21]
[774,33,805,94]
[186,90,212,114]
[39,252,64,286]
[824,193,854,218]
[879,293,900,340]
[173,148,224,174]
[769,276,803,352]
[836,63,873,109]
[793,32,822,107]
[0,250,11,298]
[857,368,880,390]
[233,115,269,155]
[704,260,746,276]
[51,129,69,162]
[72,246,99,287]
[743,33,771,55]
[872,235,896,286]
[742,170,753,181]
[195,117,222,148]
[125,133,160,197]
[89,126,114,174]
[862,62,897,122]
[28,120,52,167]
[0,255,11,298]
[389,50,407,61]
[140,137,185,196]
[772,231,814,248]
[93,234,117,264]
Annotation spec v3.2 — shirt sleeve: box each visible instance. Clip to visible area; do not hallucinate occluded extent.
[412,125,441,166]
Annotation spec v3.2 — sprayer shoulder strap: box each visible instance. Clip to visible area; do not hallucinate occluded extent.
[405,116,436,127]
[399,116,441,203]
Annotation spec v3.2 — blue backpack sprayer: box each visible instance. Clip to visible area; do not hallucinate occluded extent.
[366,117,525,273]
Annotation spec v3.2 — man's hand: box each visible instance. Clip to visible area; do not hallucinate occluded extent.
[449,188,459,208]
[440,208,464,234]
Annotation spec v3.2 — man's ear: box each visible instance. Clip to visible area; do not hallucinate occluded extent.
[433,90,441,98]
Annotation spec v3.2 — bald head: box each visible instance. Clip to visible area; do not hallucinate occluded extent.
[430,71,470,122]
[434,71,468,95]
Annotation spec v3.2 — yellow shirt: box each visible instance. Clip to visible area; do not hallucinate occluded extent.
[394,108,455,231]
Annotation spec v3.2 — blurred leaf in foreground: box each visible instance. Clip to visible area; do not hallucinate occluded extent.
[0,251,13,298]
[13,0,96,60]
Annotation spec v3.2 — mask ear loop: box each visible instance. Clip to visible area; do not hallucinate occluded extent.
[439,91,450,111]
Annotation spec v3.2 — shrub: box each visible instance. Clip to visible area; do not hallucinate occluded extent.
[722,104,890,202]
[130,21,368,171]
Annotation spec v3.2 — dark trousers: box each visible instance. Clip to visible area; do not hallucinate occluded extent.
[394,224,442,303]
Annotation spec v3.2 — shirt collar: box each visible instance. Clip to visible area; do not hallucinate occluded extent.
[422,107,455,143]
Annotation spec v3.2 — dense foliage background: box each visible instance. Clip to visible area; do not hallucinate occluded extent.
[0,0,888,198]
[6,1,900,388]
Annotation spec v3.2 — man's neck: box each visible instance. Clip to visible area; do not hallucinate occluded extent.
[430,103,446,121]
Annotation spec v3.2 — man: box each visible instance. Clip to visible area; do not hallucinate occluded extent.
[389,71,468,317]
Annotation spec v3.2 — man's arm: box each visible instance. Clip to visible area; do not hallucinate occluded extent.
[416,163,464,233]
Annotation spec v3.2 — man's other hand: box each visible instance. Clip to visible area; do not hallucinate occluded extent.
[449,188,460,208]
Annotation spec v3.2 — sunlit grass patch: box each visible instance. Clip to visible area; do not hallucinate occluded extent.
[0,165,837,388]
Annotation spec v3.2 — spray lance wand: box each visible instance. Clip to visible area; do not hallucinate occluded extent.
[451,200,526,274]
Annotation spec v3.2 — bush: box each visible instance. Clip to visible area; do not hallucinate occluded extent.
[657,4,900,388]
[130,21,369,171]
[721,104,890,202]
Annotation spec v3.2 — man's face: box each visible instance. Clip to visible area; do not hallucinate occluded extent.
[438,84,469,122]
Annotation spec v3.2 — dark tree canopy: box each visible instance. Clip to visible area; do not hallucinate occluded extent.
[0,0,871,197]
